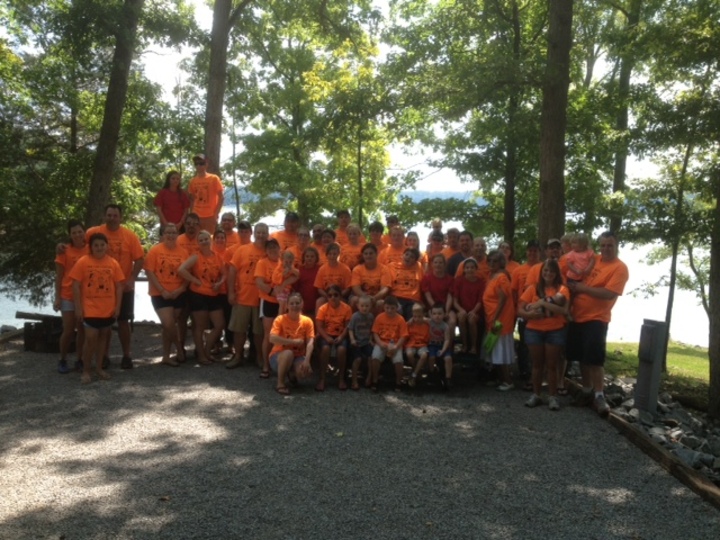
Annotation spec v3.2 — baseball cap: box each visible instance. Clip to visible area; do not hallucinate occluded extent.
[547,238,561,247]
[192,153,206,162]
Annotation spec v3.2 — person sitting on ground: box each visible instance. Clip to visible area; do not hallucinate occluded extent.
[268,292,314,396]
[272,250,300,314]
[369,295,409,391]
[405,303,430,388]
[315,284,353,392]
[453,257,485,354]
[518,258,569,411]
[70,233,124,384]
[314,242,352,311]
[144,223,189,366]
[54,219,87,374]
[348,295,375,391]
[483,250,516,391]
[178,229,226,366]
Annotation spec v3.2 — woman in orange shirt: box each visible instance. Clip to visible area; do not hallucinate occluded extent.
[54,219,87,374]
[315,284,353,391]
[70,233,124,384]
[405,231,429,272]
[482,250,516,391]
[178,229,226,365]
[518,259,569,411]
[269,292,315,395]
[255,238,282,378]
[145,223,189,366]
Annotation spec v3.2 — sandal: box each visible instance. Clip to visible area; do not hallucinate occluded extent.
[351,383,360,391]
[557,387,569,396]
[275,386,290,396]
[259,370,270,379]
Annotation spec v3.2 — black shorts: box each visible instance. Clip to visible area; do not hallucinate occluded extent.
[188,291,223,313]
[350,343,373,361]
[151,293,187,311]
[84,317,115,330]
[260,299,280,319]
[566,320,608,366]
[118,291,134,321]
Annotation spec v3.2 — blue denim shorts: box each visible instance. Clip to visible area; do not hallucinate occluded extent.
[524,327,567,347]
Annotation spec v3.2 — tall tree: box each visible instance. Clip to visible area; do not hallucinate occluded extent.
[537,0,573,244]
[85,0,146,227]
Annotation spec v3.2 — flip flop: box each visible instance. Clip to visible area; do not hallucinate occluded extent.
[259,370,270,379]
[275,386,290,396]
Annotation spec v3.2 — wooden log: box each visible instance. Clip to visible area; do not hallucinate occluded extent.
[15,311,58,322]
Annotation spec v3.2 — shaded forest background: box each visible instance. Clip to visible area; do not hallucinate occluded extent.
[0,0,718,416]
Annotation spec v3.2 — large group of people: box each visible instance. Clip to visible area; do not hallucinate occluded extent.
[53,153,629,416]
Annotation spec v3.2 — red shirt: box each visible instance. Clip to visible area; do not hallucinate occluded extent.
[421,273,454,306]
[294,265,320,314]
[153,189,190,224]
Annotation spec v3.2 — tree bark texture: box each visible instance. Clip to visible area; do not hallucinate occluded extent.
[708,171,720,419]
[85,0,146,227]
[538,0,573,245]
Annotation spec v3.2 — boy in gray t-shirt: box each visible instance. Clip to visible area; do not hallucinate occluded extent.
[348,295,375,390]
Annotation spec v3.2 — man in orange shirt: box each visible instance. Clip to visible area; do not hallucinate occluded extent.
[227,222,268,369]
[85,204,144,369]
[567,232,629,417]
[272,212,301,250]
[378,226,406,266]
[178,213,201,256]
[188,153,224,233]
[441,228,460,261]
[220,212,240,247]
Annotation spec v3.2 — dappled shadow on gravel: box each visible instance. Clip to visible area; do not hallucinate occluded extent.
[1,326,719,540]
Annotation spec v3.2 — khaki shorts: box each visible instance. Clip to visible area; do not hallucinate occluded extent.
[228,304,262,334]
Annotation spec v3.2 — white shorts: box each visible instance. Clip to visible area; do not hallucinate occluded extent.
[490,334,515,366]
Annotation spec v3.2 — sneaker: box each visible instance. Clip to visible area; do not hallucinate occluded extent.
[226,356,244,369]
[593,395,610,417]
[57,359,70,374]
[548,396,560,411]
[102,356,110,369]
[120,356,133,370]
[525,394,542,408]
[497,382,514,392]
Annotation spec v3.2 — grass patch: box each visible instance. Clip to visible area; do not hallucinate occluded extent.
[605,341,709,411]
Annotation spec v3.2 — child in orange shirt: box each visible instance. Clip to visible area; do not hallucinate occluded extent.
[370,296,409,391]
[406,303,430,388]
[315,284,353,391]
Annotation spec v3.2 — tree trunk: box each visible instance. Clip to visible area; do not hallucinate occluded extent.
[538,0,573,244]
[708,170,720,419]
[204,0,233,175]
[503,1,520,243]
[609,0,641,233]
[85,0,145,227]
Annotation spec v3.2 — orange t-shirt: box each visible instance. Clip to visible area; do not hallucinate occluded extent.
[55,244,88,300]
[511,262,540,299]
[271,229,299,251]
[378,245,406,267]
[455,258,491,283]
[335,229,366,247]
[255,257,280,303]
[188,173,223,219]
[189,251,224,296]
[506,260,520,275]
[316,301,352,336]
[350,263,393,296]
[270,313,315,357]
[229,243,266,306]
[314,262,352,292]
[371,312,409,343]
[526,259,567,290]
[571,256,628,324]
[482,272,515,335]
[289,244,310,268]
[144,243,189,296]
[85,224,143,282]
[224,230,240,248]
[390,261,424,302]
[558,253,569,280]
[406,319,430,348]
[271,264,299,292]
[339,243,363,269]
[520,284,570,332]
[178,233,200,256]
[69,254,125,318]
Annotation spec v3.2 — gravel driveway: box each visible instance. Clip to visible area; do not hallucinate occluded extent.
[1,326,719,539]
